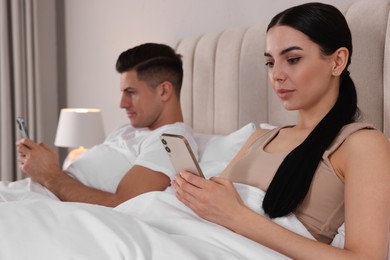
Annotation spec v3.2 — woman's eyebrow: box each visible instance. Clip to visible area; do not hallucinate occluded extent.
[264,46,303,57]
[280,46,303,55]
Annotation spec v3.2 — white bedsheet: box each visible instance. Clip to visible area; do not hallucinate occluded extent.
[0,179,317,260]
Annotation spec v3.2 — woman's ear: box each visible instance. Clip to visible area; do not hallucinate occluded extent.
[331,47,349,76]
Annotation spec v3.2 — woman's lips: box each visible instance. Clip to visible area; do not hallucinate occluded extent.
[277,88,294,99]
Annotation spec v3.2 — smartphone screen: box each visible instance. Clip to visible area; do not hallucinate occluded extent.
[16,117,29,138]
[160,133,205,178]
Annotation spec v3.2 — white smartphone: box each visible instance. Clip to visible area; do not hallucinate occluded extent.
[160,133,205,178]
[16,117,29,138]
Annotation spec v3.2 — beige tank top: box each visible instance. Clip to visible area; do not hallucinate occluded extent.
[225,122,374,243]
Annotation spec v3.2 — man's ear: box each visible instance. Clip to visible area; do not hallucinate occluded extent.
[331,47,349,76]
[158,81,174,101]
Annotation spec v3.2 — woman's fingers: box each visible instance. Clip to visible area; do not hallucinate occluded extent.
[173,173,202,202]
[178,170,207,188]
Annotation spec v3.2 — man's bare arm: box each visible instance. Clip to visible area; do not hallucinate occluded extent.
[17,138,170,207]
[45,165,170,207]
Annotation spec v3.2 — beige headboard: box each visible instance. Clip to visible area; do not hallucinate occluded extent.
[176,0,390,136]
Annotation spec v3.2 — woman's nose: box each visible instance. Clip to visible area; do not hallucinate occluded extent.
[271,65,286,82]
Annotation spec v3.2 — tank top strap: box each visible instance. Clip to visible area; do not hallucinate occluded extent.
[325,122,376,155]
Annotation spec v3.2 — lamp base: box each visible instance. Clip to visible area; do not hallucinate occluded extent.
[62,146,87,170]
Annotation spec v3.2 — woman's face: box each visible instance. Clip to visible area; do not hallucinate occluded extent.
[264,25,339,113]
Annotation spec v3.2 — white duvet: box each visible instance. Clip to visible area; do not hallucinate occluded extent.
[0,178,319,260]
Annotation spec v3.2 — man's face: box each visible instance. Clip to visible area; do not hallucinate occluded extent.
[119,70,163,129]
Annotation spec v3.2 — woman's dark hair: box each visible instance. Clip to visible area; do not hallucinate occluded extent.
[262,2,360,218]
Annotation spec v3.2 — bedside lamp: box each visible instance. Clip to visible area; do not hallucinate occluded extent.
[54,108,105,169]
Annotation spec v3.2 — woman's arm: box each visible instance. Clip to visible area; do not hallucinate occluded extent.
[173,173,350,259]
[332,129,390,259]
[173,129,390,259]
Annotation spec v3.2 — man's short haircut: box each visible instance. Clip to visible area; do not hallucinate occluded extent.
[116,43,183,98]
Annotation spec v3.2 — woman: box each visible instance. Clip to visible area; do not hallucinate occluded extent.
[173,2,390,259]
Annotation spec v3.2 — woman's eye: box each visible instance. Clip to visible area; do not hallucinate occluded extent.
[287,57,301,64]
[265,61,274,68]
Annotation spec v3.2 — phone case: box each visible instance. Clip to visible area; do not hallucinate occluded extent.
[160,133,204,178]
[16,117,29,138]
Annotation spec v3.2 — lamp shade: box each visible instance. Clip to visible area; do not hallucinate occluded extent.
[54,108,105,148]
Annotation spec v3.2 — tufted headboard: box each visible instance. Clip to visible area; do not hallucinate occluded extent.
[175,0,390,136]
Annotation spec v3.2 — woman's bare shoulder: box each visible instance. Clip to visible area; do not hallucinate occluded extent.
[343,128,390,152]
[334,128,390,179]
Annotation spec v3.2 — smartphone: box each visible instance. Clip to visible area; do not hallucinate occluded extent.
[160,133,205,178]
[16,117,29,138]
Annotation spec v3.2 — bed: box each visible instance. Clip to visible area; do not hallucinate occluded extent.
[177,0,390,136]
[1,0,389,259]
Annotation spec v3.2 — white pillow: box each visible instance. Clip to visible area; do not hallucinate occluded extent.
[194,123,256,178]
[331,223,345,248]
[331,224,389,260]
[259,123,277,130]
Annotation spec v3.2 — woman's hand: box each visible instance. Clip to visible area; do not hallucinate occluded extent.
[172,171,247,229]
[16,138,61,185]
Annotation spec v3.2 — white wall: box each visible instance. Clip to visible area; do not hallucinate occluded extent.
[63,0,358,134]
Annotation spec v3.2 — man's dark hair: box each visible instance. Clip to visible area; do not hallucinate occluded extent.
[116,43,183,98]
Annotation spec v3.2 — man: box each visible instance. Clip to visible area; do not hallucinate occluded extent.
[16,43,196,207]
